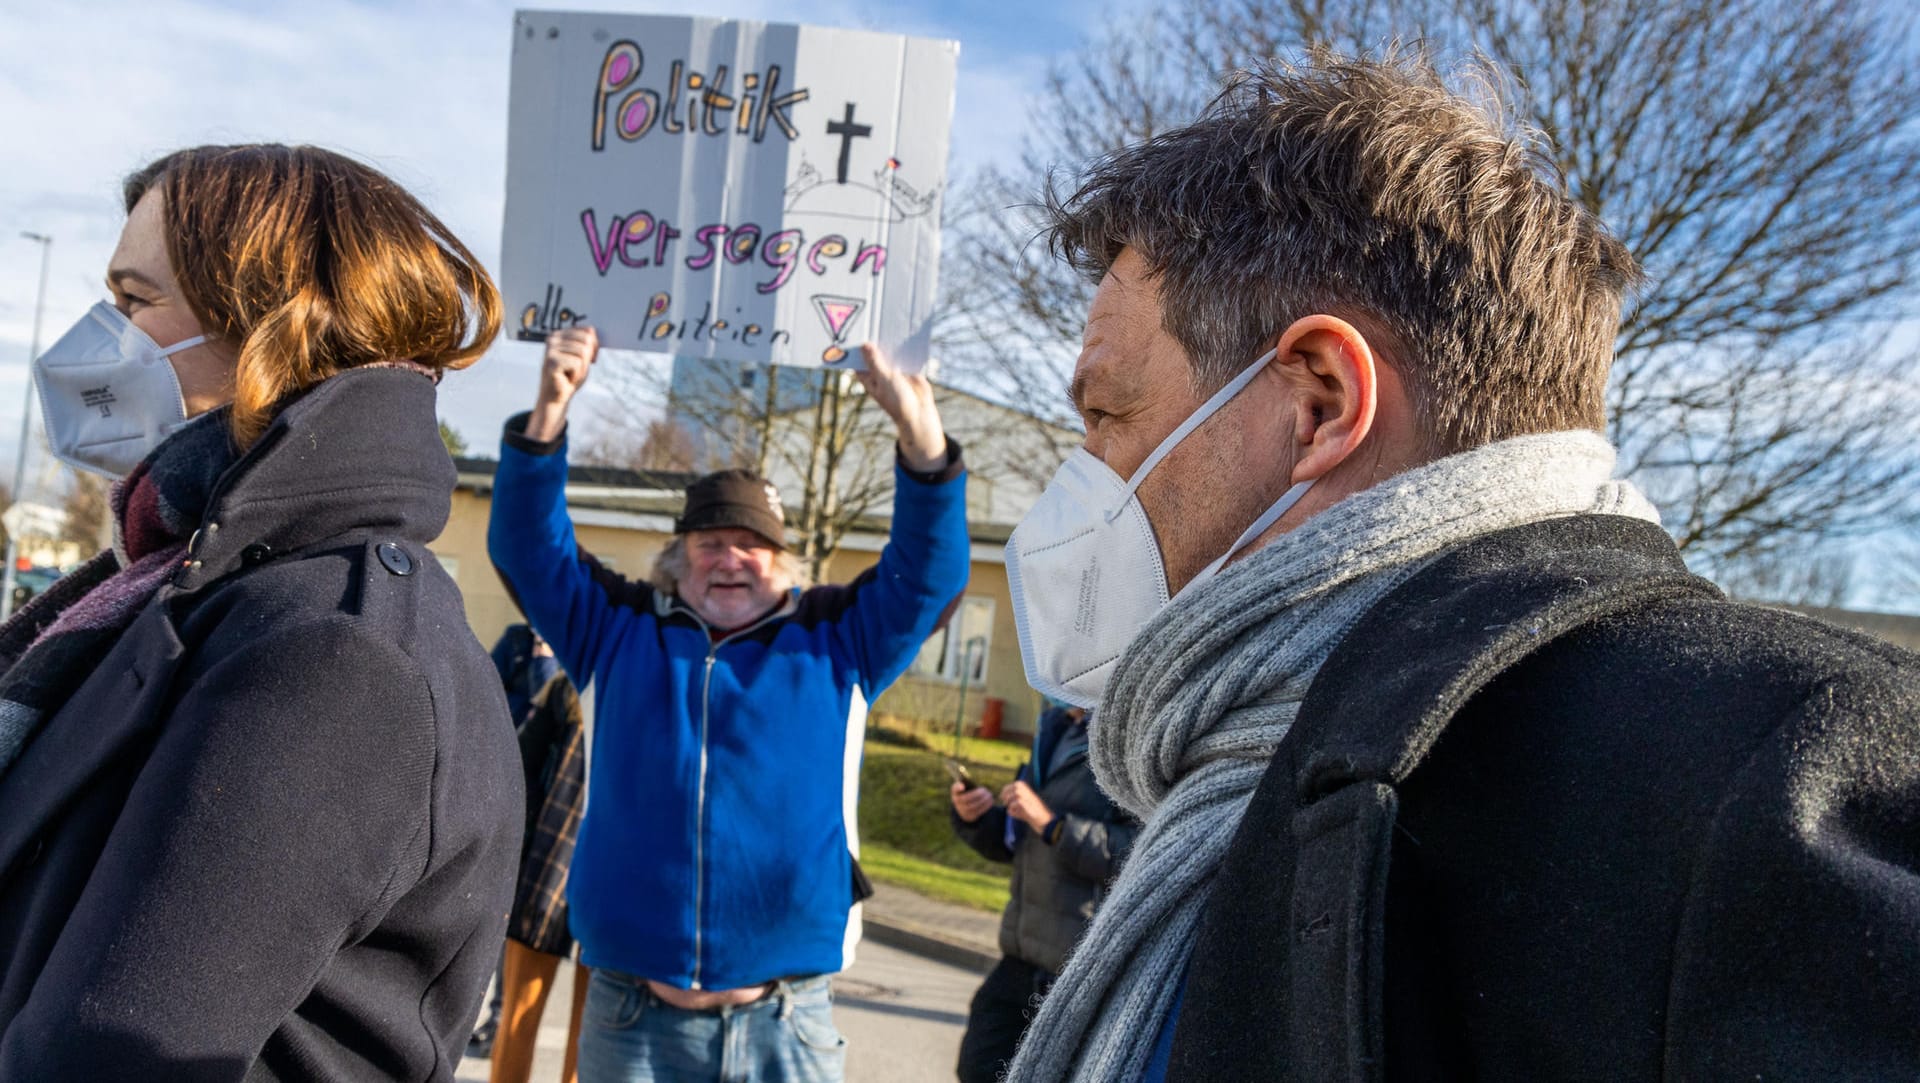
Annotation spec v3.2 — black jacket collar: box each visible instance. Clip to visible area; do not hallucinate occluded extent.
[1287,514,1707,803]
[172,367,453,592]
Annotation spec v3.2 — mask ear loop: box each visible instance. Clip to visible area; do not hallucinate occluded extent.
[1107,346,1281,522]
[156,335,207,357]
[102,298,208,361]
[151,333,202,426]
[1176,477,1316,600]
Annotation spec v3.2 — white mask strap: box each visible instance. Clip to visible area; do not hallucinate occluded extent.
[97,300,207,359]
[156,334,207,357]
[1176,476,1316,600]
[1114,346,1280,515]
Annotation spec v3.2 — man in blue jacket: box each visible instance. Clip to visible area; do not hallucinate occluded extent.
[488,327,970,1082]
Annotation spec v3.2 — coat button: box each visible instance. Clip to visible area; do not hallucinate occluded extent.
[376,542,415,576]
[241,543,273,567]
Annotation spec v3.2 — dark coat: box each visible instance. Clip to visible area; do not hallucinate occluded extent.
[0,368,523,1081]
[1170,515,1920,1081]
[954,709,1140,975]
[491,623,559,725]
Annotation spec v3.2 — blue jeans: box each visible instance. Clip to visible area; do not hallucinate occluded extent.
[577,969,846,1083]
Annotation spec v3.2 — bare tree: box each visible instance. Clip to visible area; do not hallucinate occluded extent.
[933,18,1221,482]
[940,0,1920,574]
[1714,543,1854,608]
[579,357,901,582]
[576,412,707,474]
[637,419,701,473]
[59,471,111,558]
[935,181,1091,485]
[783,370,897,575]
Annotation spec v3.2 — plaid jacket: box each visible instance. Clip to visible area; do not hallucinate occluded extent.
[510,674,585,957]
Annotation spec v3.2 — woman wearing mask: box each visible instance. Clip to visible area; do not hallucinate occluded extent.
[0,145,522,1080]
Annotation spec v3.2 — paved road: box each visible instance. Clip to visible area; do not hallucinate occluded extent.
[838,938,979,1083]
[456,940,979,1082]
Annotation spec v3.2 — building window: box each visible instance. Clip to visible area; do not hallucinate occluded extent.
[910,595,993,684]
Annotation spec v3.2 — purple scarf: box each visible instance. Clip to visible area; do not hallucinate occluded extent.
[0,411,236,776]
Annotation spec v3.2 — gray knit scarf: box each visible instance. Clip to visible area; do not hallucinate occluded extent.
[1005,430,1661,1082]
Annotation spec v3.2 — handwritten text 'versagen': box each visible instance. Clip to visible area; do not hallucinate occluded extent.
[579,209,885,293]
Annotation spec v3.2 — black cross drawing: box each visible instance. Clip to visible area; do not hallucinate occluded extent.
[826,102,872,185]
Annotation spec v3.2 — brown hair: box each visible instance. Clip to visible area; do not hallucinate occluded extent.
[124,144,501,446]
[1043,51,1640,454]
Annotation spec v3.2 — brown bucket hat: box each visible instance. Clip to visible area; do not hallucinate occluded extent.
[674,469,788,550]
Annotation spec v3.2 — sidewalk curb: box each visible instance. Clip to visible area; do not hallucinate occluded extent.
[863,914,997,975]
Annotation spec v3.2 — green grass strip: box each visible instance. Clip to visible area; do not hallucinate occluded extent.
[861,842,1011,913]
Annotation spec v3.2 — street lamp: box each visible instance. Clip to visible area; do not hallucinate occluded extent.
[2,232,53,621]
[951,634,988,757]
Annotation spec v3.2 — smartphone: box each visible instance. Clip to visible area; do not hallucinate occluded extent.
[943,758,980,790]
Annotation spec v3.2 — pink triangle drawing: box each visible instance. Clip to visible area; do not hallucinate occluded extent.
[812,295,865,343]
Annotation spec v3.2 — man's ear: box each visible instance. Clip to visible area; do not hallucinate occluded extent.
[1272,314,1378,485]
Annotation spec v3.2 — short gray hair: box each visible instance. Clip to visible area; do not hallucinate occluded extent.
[1042,50,1640,454]
[649,535,812,596]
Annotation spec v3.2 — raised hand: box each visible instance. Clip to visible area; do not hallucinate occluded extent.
[950,780,995,823]
[855,342,946,472]
[526,326,599,442]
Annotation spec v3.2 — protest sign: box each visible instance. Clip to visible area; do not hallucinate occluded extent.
[502,10,959,372]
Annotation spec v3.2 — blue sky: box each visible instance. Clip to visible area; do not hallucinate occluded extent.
[0,0,1107,490]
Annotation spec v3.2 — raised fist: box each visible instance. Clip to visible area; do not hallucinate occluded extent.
[539,326,599,408]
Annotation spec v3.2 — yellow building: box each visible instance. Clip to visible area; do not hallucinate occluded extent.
[426,378,1075,737]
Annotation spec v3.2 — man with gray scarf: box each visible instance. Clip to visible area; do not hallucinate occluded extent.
[1000,53,1920,1082]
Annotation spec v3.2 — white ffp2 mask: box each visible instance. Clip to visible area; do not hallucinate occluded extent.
[1005,347,1315,708]
[33,301,203,478]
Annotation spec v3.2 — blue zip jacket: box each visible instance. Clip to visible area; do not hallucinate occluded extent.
[487,414,970,989]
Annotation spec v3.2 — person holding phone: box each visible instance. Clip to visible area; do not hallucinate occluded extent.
[488,327,970,1083]
[948,703,1139,1083]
